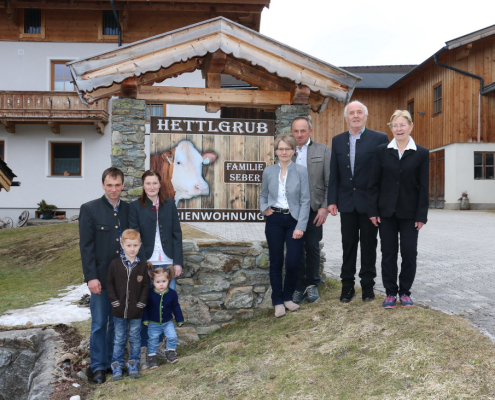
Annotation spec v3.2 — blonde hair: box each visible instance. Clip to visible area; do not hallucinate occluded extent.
[387,110,413,126]
[121,229,141,243]
[274,134,296,151]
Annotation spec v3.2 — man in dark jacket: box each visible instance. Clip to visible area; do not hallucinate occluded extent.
[327,101,389,303]
[79,167,129,384]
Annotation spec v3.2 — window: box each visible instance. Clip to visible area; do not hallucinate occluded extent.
[21,9,45,38]
[474,152,494,179]
[0,141,4,160]
[433,83,442,115]
[102,10,119,36]
[407,99,414,123]
[51,142,81,176]
[145,104,166,121]
[51,61,74,91]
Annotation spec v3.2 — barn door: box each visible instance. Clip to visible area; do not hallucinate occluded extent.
[429,149,445,209]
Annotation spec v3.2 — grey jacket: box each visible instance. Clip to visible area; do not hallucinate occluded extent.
[292,139,331,211]
[259,162,311,231]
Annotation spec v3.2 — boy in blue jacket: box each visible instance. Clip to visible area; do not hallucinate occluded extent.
[143,265,184,368]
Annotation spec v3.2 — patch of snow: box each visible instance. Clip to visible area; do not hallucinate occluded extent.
[0,284,91,326]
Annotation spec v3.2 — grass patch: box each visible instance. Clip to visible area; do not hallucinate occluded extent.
[0,222,217,316]
[90,281,495,399]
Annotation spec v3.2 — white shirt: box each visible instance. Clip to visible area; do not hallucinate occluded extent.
[295,138,310,168]
[273,163,290,209]
[387,137,417,159]
[148,198,173,265]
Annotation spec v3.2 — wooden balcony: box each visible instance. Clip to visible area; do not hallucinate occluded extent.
[0,91,109,134]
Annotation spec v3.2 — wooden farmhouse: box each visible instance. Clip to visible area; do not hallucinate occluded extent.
[0,0,362,220]
[310,25,495,210]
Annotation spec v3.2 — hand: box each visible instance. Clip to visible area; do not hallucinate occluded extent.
[263,208,274,216]
[87,279,101,295]
[177,323,183,328]
[415,222,425,231]
[144,323,148,326]
[369,216,381,227]
[313,208,329,227]
[328,204,338,216]
[292,229,304,239]
[173,264,182,278]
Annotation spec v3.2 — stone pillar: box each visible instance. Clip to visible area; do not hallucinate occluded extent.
[275,104,311,134]
[111,99,146,202]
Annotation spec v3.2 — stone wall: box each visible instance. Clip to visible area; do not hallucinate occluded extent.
[275,104,312,134]
[174,239,325,345]
[111,98,146,202]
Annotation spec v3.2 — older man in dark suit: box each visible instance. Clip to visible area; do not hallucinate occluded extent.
[327,101,389,303]
[291,116,331,304]
[79,167,129,384]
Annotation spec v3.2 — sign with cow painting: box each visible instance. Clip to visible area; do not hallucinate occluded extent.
[150,116,275,222]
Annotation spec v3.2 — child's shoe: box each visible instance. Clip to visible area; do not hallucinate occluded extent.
[165,349,179,364]
[111,361,123,382]
[148,354,158,370]
[127,359,140,379]
[156,342,167,359]
[139,346,149,370]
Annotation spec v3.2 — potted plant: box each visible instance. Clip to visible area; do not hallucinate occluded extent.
[37,200,58,220]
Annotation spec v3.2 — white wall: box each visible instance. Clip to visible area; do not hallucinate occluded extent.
[442,142,495,209]
[0,41,118,90]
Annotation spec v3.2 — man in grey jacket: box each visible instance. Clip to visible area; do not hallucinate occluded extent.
[291,116,331,303]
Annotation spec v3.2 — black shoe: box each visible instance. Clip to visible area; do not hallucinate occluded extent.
[362,287,375,302]
[340,287,356,303]
[92,369,106,384]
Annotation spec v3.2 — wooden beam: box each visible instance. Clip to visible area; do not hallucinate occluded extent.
[48,121,60,134]
[0,172,12,192]
[138,59,201,86]
[122,4,129,30]
[122,76,138,99]
[2,121,15,133]
[290,85,310,105]
[137,86,291,108]
[224,57,293,92]
[6,2,18,25]
[456,43,472,61]
[95,121,106,135]
[202,51,227,113]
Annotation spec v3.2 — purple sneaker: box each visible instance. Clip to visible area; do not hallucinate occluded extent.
[382,295,397,309]
[400,294,414,307]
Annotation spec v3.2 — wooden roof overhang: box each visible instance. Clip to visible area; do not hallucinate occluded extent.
[0,158,18,192]
[69,17,360,113]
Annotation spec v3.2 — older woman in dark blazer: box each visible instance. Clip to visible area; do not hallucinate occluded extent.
[260,134,310,318]
[129,169,183,367]
[368,110,429,309]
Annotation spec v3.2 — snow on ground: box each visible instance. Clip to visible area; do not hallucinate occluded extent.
[0,284,91,326]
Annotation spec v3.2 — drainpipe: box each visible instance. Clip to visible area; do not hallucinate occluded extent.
[110,0,122,47]
[434,47,484,142]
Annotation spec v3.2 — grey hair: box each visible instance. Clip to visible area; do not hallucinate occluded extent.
[343,101,368,117]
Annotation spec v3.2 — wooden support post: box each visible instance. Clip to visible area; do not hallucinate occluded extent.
[48,121,60,134]
[202,50,227,113]
[290,85,311,105]
[121,76,138,99]
[2,121,15,134]
[95,121,106,135]
[6,2,18,25]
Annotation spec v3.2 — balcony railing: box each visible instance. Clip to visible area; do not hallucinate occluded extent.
[0,91,109,134]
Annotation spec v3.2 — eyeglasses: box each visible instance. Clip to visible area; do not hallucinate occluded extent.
[277,147,293,153]
[392,124,410,129]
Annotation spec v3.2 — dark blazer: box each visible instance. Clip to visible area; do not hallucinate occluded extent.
[259,162,311,231]
[328,128,389,213]
[129,198,183,266]
[79,196,129,290]
[106,258,150,319]
[367,143,429,223]
[292,139,331,211]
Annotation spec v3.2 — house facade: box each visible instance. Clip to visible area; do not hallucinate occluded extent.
[311,25,495,210]
[0,0,271,220]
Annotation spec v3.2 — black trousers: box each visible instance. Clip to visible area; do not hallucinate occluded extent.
[296,209,322,291]
[379,215,419,296]
[340,209,378,290]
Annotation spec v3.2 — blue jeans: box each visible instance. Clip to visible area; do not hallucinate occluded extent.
[265,212,304,305]
[90,289,114,372]
[147,320,177,354]
[112,317,142,366]
[140,264,176,347]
